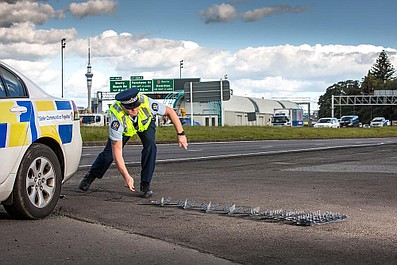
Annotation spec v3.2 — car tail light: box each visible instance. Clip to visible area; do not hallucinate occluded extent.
[71,100,80,120]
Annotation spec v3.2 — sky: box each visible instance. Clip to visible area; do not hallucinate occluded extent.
[1,0,397,111]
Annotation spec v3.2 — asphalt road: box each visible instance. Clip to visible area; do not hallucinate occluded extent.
[1,141,397,265]
[79,137,397,168]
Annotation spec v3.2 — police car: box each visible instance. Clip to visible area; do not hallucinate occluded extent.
[0,61,82,219]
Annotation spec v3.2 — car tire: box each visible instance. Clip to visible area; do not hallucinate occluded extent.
[4,143,62,219]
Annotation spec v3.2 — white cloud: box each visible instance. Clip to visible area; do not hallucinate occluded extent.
[2,59,53,81]
[200,4,238,24]
[233,77,328,99]
[0,22,77,44]
[228,44,387,82]
[199,3,311,24]
[0,1,63,27]
[69,0,117,18]
[1,26,396,109]
[0,23,78,60]
[242,4,311,22]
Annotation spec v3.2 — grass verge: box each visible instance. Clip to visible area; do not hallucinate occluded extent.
[81,125,397,144]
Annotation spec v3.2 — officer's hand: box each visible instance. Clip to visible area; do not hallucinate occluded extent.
[124,176,135,192]
[178,135,188,150]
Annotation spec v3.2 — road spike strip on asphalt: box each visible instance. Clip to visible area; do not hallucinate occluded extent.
[150,197,347,226]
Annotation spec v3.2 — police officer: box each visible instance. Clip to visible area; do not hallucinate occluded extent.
[79,88,188,198]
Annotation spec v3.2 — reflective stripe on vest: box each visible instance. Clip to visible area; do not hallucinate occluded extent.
[109,94,153,136]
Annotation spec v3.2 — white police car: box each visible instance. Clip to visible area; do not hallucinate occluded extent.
[0,61,82,219]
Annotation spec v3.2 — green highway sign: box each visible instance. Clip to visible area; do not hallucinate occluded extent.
[153,79,174,92]
[109,77,176,93]
[130,76,144,80]
[131,79,153,92]
[110,77,130,92]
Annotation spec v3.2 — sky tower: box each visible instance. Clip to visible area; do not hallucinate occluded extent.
[85,39,93,113]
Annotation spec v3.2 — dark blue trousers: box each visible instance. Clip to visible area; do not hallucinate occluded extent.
[89,119,157,184]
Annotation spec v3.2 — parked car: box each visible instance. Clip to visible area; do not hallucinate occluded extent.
[370,117,388,127]
[0,61,82,219]
[179,117,201,126]
[80,113,109,126]
[313,117,340,128]
[339,115,360,127]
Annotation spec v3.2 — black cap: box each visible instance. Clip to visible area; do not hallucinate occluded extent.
[115,88,141,109]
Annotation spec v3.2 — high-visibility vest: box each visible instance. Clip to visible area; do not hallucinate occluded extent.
[109,94,152,136]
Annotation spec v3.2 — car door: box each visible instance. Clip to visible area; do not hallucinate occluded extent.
[0,65,30,184]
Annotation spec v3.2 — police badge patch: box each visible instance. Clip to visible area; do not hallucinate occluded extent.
[151,102,159,111]
[111,120,120,131]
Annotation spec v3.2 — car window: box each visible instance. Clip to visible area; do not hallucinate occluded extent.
[0,78,5,98]
[0,67,27,98]
[81,116,95,124]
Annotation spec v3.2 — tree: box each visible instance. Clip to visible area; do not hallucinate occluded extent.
[361,71,378,94]
[317,80,360,118]
[385,78,397,89]
[370,50,395,83]
[317,50,397,122]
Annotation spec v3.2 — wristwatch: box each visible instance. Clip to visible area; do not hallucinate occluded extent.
[177,131,185,136]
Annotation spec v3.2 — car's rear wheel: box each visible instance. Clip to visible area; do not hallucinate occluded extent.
[4,143,62,219]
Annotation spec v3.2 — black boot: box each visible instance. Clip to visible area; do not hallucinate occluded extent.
[140,182,154,198]
[79,173,96,191]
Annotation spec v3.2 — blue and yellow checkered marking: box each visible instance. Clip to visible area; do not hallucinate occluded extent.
[59,124,73,144]
[55,101,72,110]
[0,99,74,149]
[17,100,38,141]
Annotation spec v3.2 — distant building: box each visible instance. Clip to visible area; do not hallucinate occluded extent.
[175,94,300,126]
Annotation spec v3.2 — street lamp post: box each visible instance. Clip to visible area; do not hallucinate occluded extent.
[179,60,183,78]
[61,38,66,98]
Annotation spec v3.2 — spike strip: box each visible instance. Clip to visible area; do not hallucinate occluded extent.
[149,197,347,226]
